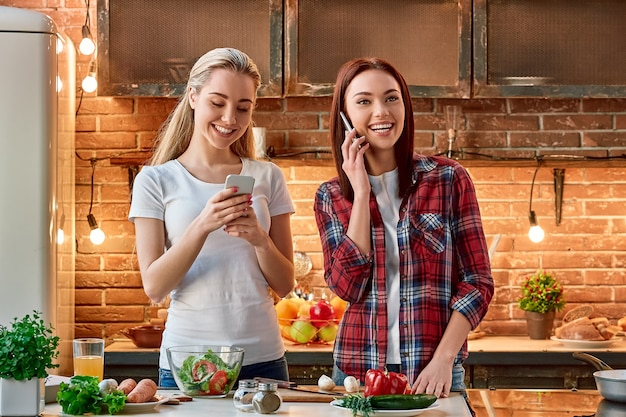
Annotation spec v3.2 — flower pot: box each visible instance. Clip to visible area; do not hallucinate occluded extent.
[0,377,42,416]
[525,311,556,340]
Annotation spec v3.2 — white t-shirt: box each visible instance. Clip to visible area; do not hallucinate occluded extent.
[369,168,401,364]
[129,158,294,368]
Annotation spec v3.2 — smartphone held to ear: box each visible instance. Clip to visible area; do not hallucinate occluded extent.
[225,174,255,195]
[340,111,355,134]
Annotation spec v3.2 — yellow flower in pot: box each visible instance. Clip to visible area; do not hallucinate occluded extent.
[518,270,566,339]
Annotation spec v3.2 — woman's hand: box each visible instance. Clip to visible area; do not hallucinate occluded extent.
[198,188,253,234]
[223,205,267,247]
[410,357,453,398]
[341,129,370,196]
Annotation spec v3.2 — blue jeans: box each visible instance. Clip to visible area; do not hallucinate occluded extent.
[331,362,467,392]
[159,356,289,388]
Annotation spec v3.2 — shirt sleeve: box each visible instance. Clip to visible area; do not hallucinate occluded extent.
[128,166,165,223]
[313,181,374,303]
[448,164,495,329]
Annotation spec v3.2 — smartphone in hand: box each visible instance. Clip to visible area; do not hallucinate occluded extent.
[340,111,356,134]
[224,174,255,195]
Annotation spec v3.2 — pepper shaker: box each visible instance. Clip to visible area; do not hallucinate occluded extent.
[252,382,282,414]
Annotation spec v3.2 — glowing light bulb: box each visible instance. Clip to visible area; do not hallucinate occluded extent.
[57,228,65,245]
[79,37,95,55]
[90,227,105,245]
[528,225,545,243]
[79,25,96,55]
[82,74,97,93]
[87,213,105,245]
[528,211,545,243]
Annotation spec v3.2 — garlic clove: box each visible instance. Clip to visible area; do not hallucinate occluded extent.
[318,374,336,392]
[343,375,360,393]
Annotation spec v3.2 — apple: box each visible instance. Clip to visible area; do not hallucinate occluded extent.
[290,320,317,344]
[310,300,335,328]
[317,323,338,342]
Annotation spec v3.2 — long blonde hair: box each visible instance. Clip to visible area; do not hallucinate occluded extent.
[149,48,262,165]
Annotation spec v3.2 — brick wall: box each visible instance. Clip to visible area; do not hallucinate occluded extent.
[3,1,626,339]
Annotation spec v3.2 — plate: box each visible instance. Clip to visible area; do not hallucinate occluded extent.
[330,399,440,416]
[551,336,621,349]
[121,395,170,414]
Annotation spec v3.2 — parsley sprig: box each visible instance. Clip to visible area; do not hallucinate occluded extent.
[57,375,126,415]
[337,394,374,417]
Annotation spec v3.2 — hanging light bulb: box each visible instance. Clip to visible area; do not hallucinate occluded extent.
[57,212,66,245]
[527,163,544,243]
[82,60,97,93]
[528,211,545,243]
[87,213,105,245]
[79,24,96,55]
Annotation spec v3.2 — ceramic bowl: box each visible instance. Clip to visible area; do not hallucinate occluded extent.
[120,324,164,348]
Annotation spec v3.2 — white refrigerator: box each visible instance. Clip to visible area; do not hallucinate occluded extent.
[0,6,75,375]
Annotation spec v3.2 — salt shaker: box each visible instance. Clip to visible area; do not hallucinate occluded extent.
[252,382,282,414]
[233,379,258,412]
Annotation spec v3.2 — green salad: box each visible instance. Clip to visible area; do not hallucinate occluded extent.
[177,349,241,396]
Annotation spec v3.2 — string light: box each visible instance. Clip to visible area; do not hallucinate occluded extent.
[87,158,105,245]
[81,60,97,93]
[528,164,545,243]
[79,0,95,56]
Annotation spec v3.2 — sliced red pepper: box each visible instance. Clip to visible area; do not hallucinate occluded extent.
[364,368,410,397]
[192,359,217,382]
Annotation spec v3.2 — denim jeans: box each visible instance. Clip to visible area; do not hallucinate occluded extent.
[159,356,289,388]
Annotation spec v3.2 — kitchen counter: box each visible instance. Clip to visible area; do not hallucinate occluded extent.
[105,336,626,388]
[41,389,472,417]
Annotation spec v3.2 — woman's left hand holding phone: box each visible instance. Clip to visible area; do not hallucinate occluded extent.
[341,123,370,196]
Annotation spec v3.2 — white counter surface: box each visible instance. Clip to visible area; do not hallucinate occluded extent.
[42,390,472,417]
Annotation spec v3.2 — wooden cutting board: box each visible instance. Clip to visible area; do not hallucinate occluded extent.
[278,386,347,402]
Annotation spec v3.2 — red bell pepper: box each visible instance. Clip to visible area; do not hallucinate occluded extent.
[364,369,410,397]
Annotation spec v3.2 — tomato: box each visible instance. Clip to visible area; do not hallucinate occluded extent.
[309,300,335,328]
[208,370,229,395]
[192,359,217,381]
[364,369,410,397]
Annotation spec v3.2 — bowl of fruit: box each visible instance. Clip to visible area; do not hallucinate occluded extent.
[275,296,347,345]
[166,345,244,397]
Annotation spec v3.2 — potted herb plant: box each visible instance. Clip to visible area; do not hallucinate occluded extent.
[0,310,60,416]
[518,270,566,339]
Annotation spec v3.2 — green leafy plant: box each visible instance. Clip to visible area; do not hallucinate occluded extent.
[518,270,566,313]
[0,310,60,380]
[57,375,126,415]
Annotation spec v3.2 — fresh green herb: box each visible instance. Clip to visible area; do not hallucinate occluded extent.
[337,394,374,417]
[57,375,126,415]
[0,310,60,380]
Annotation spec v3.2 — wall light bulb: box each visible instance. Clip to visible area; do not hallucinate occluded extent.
[528,211,545,243]
[87,213,105,245]
[82,74,97,93]
[528,225,545,243]
[79,36,95,55]
[57,228,65,245]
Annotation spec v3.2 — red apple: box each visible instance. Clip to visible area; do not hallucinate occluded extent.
[309,300,335,328]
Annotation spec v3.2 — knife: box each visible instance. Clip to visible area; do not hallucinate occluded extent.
[253,377,343,396]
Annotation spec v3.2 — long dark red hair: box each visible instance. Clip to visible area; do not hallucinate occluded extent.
[329,58,415,201]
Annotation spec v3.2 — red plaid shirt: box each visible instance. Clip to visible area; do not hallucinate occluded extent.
[314,155,493,383]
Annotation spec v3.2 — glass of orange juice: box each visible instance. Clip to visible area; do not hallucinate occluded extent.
[73,338,104,380]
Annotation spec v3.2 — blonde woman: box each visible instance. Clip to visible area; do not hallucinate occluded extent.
[129,48,295,387]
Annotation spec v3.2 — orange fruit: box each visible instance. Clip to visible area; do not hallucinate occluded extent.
[330,296,348,321]
[275,299,299,325]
